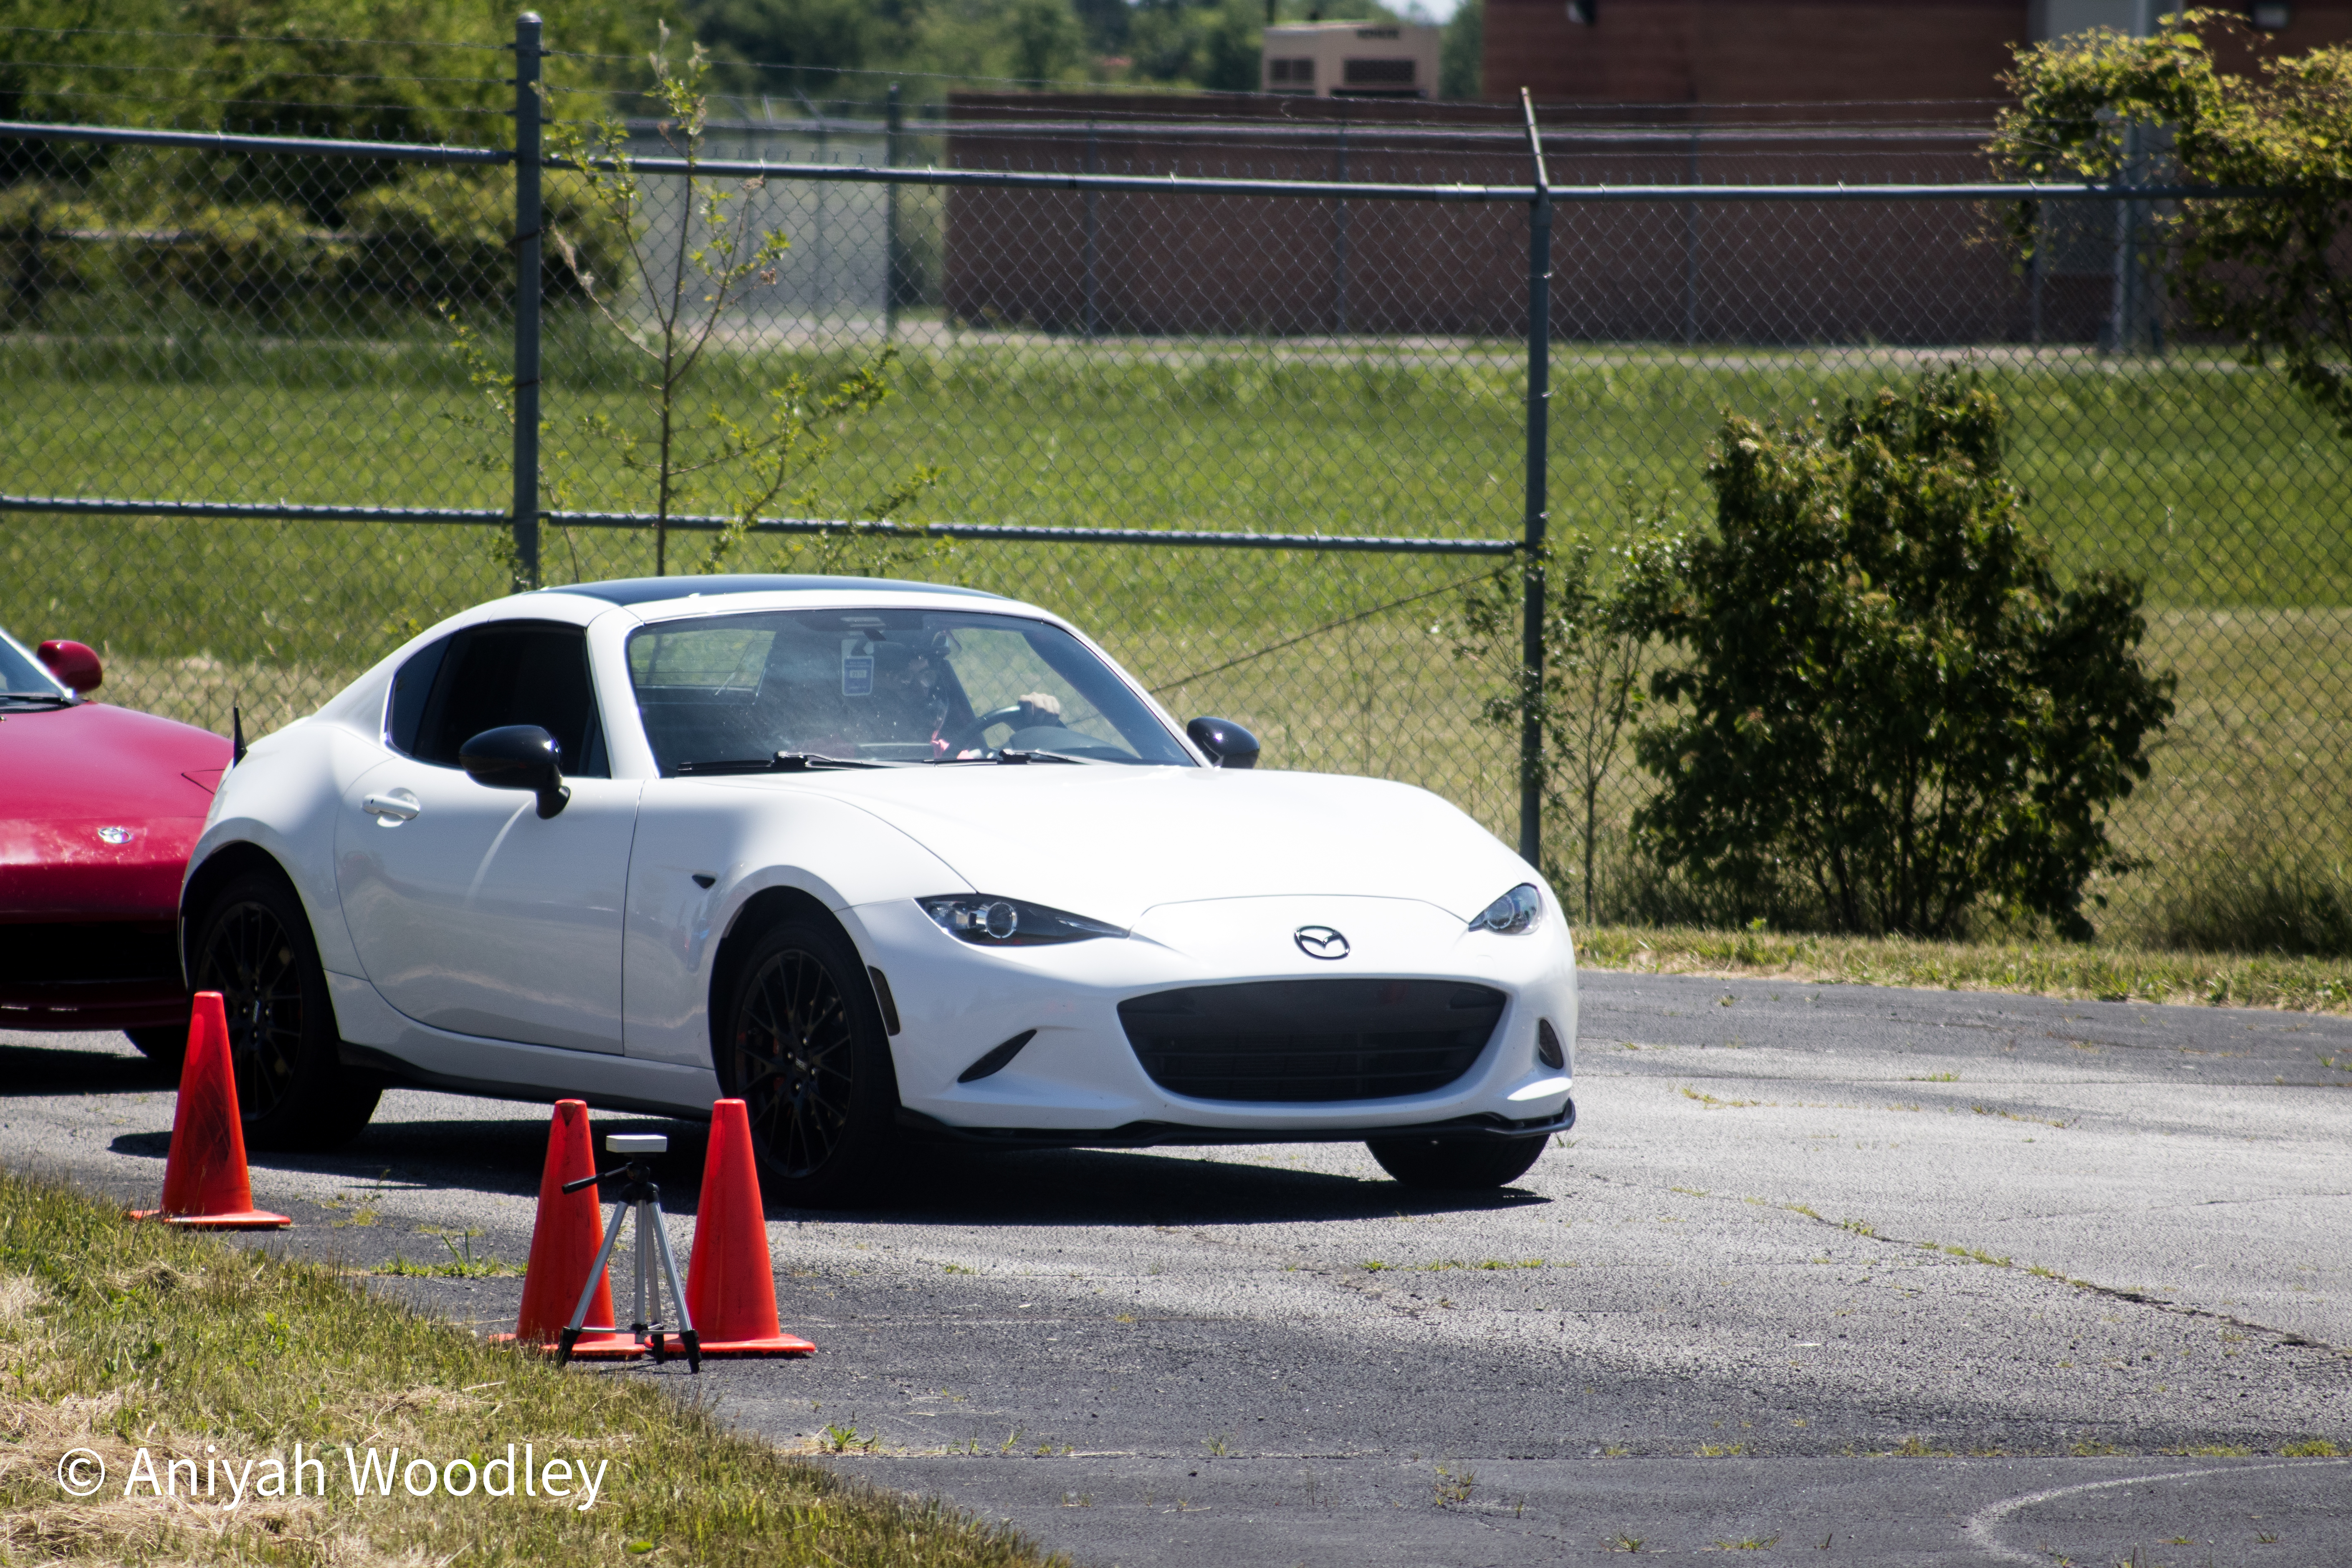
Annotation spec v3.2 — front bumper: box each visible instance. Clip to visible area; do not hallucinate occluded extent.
[847,891,1579,1135]
[895,1099,1576,1151]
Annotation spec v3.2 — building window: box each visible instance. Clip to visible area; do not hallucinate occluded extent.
[2248,2,2291,29]
[1354,27,1400,39]
[1268,57,1315,85]
[1343,58,1416,85]
[1568,0,1597,24]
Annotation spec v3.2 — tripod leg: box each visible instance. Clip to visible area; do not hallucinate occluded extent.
[649,1199,700,1374]
[559,1199,632,1364]
[635,1199,665,1362]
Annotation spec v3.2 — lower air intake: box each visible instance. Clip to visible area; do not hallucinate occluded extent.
[1118,979,1505,1103]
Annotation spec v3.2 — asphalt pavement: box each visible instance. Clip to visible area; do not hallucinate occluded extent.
[5,971,2350,1566]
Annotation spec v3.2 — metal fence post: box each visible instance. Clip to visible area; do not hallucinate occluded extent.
[1082,116,1100,339]
[1332,119,1350,335]
[885,83,902,339]
[511,12,543,589]
[1519,90,1551,871]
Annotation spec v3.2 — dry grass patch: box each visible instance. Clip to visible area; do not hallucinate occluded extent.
[0,1171,1060,1568]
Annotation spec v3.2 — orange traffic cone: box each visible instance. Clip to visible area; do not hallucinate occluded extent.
[683,1100,814,1356]
[494,1101,639,1357]
[131,991,290,1229]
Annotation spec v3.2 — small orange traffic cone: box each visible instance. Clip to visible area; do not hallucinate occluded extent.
[495,1101,639,1357]
[683,1100,814,1356]
[131,991,289,1229]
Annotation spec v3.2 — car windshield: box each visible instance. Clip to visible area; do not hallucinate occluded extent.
[0,632,66,698]
[627,608,1194,774]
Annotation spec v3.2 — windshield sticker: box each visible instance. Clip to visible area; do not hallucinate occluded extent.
[841,642,874,698]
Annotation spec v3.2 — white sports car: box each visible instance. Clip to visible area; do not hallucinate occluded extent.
[180,575,1577,1203]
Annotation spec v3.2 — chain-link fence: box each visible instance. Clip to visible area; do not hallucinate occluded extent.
[5,24,2347,951]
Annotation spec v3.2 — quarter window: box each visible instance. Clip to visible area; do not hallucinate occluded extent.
[406,621,609,778]
[386,635,451,757]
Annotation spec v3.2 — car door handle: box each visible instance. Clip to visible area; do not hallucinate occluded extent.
[362,790,422,823]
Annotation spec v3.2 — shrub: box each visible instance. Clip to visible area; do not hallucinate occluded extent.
[341,168,632,309]
[1630,370,2175,939]
[1454,495,1680,924]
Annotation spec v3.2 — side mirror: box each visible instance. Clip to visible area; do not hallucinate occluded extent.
[1186,716,1260,770]
[459,725,571,818]
[36,639,102,694]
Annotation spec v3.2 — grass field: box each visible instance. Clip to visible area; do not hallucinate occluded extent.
[0,1171,1057,1567]
[1576,924,2352,1013]
[7,333,2348,952]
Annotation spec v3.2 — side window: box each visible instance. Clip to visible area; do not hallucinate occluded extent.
[386,635,452,757]
[412,621,610,779]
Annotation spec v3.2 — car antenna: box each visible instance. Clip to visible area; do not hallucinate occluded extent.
[231,705,247,766]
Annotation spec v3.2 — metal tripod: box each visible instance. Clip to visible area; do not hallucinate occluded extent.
[556,1133,700,1372]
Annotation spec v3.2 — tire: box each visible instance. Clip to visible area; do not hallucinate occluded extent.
[125,1022,188,1077]
[1366,1133,1549,1191]
[190,870,380,1151]
[717,915,900,1208]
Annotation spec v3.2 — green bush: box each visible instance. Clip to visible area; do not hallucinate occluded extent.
[1631,370,2176,940]
[0,169,633,323]
[341,168,633,308]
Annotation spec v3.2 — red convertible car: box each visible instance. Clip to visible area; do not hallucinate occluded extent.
[0,627,230,1064]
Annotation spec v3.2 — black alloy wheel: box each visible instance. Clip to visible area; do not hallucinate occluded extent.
[722,917,897,1207]
[191,870,379,1150]
[1365,1133,1549,1191]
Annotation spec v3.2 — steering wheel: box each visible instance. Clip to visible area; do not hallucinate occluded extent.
[940,705,1029,755]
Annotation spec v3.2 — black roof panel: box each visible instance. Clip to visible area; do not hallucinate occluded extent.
[547,574,1003,608]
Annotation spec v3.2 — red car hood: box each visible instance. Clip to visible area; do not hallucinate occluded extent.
[0,701,230,920]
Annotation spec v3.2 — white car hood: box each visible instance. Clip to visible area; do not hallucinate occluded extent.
[725,765,1531,928]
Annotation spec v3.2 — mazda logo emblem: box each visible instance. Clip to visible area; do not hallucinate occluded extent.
[1294,926,1349,961]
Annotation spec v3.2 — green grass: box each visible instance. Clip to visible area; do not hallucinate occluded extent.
[6,339,2348,599]
[0,1169,1059,1568]
[6,334,2349,953]
[1578,924,2352,1012]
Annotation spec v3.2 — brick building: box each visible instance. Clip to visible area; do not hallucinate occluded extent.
[1480,0,2352,111]
[938,4,2352,345]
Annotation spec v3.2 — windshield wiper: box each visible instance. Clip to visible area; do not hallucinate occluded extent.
[930,748,1091,766]
[674,751,900,776]
[0,692,73,709]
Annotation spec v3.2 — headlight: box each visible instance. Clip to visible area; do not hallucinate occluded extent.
[920,895,1127,946]
[1471,883,1544,935]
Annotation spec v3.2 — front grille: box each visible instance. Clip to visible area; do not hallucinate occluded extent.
[1118,979,1505,1103]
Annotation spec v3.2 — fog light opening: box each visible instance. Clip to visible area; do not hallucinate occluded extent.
[957,1029,1038,1084]
[1536,1018,1565,1070]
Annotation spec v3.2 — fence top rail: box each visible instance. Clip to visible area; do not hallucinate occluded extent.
[0,118,511,165]
[0,494,1522,556]
[592,153,2254,204]
[0,120,2260,203]
[555,511,1524,555]
[646,113,2005,150]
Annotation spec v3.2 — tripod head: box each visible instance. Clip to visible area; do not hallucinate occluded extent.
[560,1133,669,1198]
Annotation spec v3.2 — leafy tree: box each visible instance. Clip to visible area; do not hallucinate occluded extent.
[684,0,1100,97]
[686,0,888,95]
[1010,0,1088,82]
[1629,371,2174,940]
[1072,0,1132,56]
[1456,503,1677,924]
[1439,0,1482,102]
[0,0,642,315]
[1990,8,2352,435]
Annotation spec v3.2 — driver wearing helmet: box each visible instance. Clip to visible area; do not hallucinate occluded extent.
[867,638,949,751]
